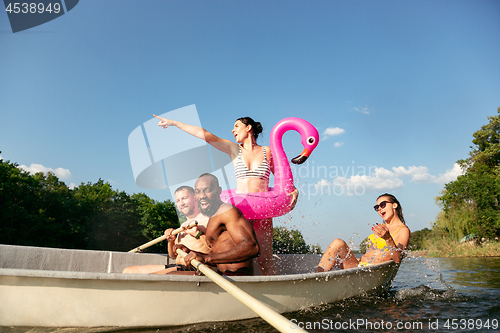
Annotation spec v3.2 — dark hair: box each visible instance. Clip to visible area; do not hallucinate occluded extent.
[174,186,194,195]
[236,117,263,141]
[377,193,406,225]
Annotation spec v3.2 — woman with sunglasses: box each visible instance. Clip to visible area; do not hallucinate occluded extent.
[153,114,298,275]
[316,193,410,272]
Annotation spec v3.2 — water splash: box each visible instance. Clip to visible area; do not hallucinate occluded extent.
[394,284,457,301]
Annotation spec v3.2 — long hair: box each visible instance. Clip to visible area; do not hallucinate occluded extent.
[236,117,263,141]
[377,193,406,225]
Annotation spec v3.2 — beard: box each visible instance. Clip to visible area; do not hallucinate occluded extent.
[199,200,221,217]
[180,206,194,218]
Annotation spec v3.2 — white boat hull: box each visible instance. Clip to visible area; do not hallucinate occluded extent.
[0,244,399,328]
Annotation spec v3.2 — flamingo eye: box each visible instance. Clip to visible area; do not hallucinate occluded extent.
[307,136,316,145]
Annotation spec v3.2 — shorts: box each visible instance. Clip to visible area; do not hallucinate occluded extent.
[165,264,197,271]
[219,267,253,276]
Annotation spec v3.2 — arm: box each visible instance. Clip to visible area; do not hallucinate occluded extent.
[188,208,260,265]
[154,114,239,157]
[373,224,410,263]
[165,228,177,260]
[266,146,275,175]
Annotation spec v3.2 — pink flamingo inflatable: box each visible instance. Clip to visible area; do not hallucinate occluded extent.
[220,117,319,220]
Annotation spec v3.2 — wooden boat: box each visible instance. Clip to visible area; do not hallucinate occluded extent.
[0,244,399,328]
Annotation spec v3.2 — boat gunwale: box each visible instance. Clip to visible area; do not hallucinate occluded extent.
[0,260,397,283]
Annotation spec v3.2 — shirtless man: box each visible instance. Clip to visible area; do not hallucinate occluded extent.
[122,186,210,274]
[178,173,260,276]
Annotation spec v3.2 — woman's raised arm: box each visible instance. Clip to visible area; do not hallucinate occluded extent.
[154,114,238,157]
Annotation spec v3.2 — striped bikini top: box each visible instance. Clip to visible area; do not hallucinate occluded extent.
[234,145,271,180]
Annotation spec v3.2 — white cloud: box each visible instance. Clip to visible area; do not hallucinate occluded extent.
[334,141,344,147]
[309,163,463,196]
[324,127,345,136]
[392,164,464,184]
[391,165,433,183]
[314,179,331,190]
[434,163,464,184]
[18,163,73,180]
[392,165,428,178]
[351,107,370,115]
[322,127,346,141]
[347,167,404,191]
[312,167,404,196]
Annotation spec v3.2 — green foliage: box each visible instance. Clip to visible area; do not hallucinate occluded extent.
[435,107,500,240]
[0,160,80,248]
[0,158,179,252]
[132,193,179,253]
[272,226,322,254]
[359,237,369,254]
[408,228,433,250]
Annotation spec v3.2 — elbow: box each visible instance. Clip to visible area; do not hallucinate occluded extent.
[392,251,403,264]
[251,242,260,259]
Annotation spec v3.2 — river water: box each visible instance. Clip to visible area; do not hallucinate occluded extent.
[10,256,500,333]
[127,256,500,333]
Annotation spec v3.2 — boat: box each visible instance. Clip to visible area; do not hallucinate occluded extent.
[0,244,399,328]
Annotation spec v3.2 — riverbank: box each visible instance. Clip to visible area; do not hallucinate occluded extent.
[415,239,500,258]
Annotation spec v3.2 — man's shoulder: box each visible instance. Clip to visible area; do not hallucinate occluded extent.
[219,203,242,216]
[210,203,243,221]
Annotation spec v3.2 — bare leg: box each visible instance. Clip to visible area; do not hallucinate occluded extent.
[252,218,277,275]
[316,238,359,272]
[152,269,196,275]
[122,265,166,274]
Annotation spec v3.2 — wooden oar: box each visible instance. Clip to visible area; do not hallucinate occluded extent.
[176,249,308,333]
[129,221,198,253]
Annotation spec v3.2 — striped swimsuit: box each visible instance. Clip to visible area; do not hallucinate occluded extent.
[234,146,271,180]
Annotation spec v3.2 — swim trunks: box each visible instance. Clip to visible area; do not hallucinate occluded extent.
[219,266,253,276]
[165,264,197,271]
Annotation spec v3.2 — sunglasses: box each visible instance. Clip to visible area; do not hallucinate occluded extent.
[374,201,391,211]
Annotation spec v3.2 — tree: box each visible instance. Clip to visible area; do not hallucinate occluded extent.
[73,181,179,252]
[0,159,82,248]
[0,158,179,251]
[408,228,433,250]
[435,108,500,240]
[272,226,322,254]
[132,193,179,253]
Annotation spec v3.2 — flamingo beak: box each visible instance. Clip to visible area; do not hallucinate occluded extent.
[291,148,311,165]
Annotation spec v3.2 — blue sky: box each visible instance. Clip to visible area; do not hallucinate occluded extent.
[1,0,499,250]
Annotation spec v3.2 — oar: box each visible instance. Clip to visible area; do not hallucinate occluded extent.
[129,221,198,253]
[176,249,308,333]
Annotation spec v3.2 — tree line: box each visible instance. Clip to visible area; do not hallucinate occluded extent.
[0,157,319,254]
[410,108,500,249]
[434,107,500,242]
[0,158,179,253]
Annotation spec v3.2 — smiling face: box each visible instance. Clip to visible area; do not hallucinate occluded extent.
[375,196,398,223]
[195,175,222,217]
[174,189,198,219]
[231,120,251,143]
